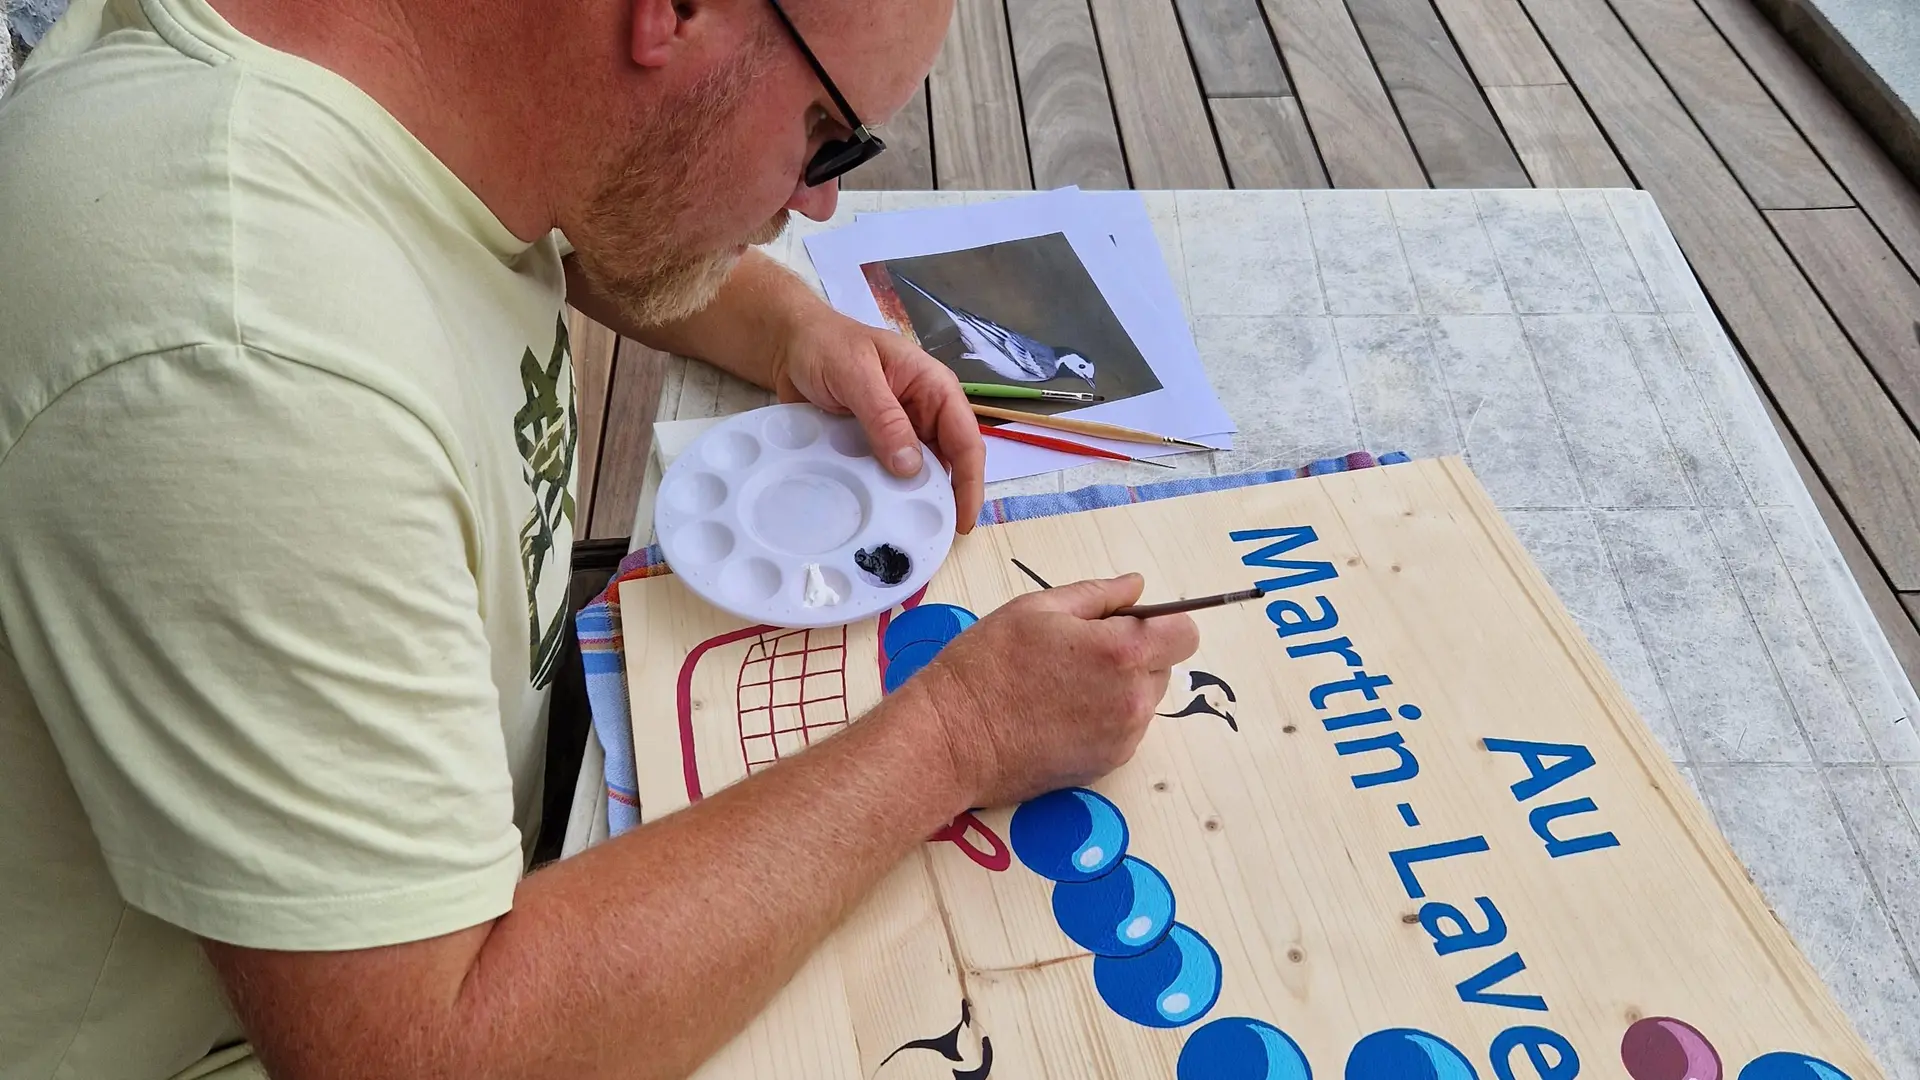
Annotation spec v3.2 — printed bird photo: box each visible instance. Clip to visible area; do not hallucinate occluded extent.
[862,233,1164,417]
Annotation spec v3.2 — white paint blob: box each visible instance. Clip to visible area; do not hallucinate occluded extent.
[1079,847,1104,868]
[801,563,843,608]
[1161,993,1190,1014]
[1125,916,1154,940]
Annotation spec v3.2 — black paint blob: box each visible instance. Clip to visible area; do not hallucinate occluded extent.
[855,543,912,586]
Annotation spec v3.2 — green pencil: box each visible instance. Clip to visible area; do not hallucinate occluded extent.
[961,382,1104,403]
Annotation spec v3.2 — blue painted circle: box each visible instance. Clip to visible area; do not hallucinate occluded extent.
[1092,923,1222,1028]
[1345,1028,1480,1080]
[1010,788,1129,882]
[1178,1017,1313,1080]
[1739,1053,1853,1080]
[1053,856,1176,957]
[882,638,948,694]
[883,603,977,660]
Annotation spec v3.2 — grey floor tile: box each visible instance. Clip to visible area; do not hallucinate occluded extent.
[1562,190,1656,313]
[1618,316,1751,506]
[1475,190,1609,313]
[1707,506,1879,763]
[1605,189,1706,315]
[1331,317,1460,458]
[1387,190,1512,315]
[1305,190,1419,315]
[1192,316,1359,470]
[1896,766,1920,821]
[1137,190,1192,320]
[1179,191,1324,317]
[1599,510,1810,763]
[1765,508,1920,763]
[1663,315,1802,508]
[1699,765,1920,1079]
[1429,316,1582,508]
[1506,509,1686,760]
[1829,766,1920,973]
[1524,315,1693,506]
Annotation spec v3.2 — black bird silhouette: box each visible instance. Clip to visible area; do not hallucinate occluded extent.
[1157,669,1239,731]
[877,999,994,1080]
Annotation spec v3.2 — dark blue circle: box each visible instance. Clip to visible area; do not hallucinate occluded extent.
[1053,856,1176,957]
[1092,923,1222,1028]
[1739,1052,1853,1080]
[883,603,977,660]
[1010,788,1129,882]
[882,638,948,694]
[1345,1028,1479,1080]
[1178,1017,1313,1080]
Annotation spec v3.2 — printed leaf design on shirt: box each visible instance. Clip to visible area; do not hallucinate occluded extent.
[516,312,579,688]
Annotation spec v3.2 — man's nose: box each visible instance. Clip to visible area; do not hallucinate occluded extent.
[786,177,840,222]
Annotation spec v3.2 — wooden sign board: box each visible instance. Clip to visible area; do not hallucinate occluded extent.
[621,457,1880,1080]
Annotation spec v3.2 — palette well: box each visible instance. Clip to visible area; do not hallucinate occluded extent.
[654,404,956,628]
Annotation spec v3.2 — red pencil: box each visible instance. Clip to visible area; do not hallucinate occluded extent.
[977,423,1176,468]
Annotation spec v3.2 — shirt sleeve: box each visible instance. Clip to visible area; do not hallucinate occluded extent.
[0,344,524,951]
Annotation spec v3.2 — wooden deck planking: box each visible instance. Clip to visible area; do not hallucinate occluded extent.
[1767,208,1920,431]
[1601,0,1850,210]
[1431,0,1564,87]
[1515,0,1920,590]
[1484,84,1634,186]
[1008,0,1132,189]
[929,0,1034,189]
[1260,0,1428,187]
[841,81,934,192]
[1171,0,1292,95]
[1210,96,1330,187]
[1084,0,1229,188]
[586,339,668,541]
[1343,0,1532,187]
[567,306,618,533]
[1694,0,1920,278]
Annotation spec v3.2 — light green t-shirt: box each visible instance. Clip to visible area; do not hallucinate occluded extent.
[0,1,581,1076]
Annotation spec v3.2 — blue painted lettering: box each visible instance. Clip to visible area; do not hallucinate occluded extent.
[1528,799,1621,858]
[1229,526,1339,592]
[1265,596,1339,639]
[1285,635,1364,668]
[1336,731,1419,788]
[1418,897,1508,956]
[1482,738,1598,802]
[1455,952,1548,1012]
[1388,835,1490,899]
[1490,1026,1581,1080]
[1310,670,1394,710]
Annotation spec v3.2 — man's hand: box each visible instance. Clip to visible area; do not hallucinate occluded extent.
[912,574,1202,807]
[769,310,986,532]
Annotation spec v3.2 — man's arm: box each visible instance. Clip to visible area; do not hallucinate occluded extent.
[566,253,987,530]
[205,576,1199,1080]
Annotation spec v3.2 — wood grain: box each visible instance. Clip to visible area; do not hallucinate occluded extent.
[1767,208,1920,430]
[1172,0,1293,95]
[567,307,618,534]
[586,339,668,541]
[1485,83,1632,187]
[1008,0,1131,189]
[1211,95,1330,187]
[930,0,1034,189]
[840,81,934,191]
[1515,0,1920,587]
[1430,0,1563,86]
[1695,0,1920,282]
[1601,0,1848,210]
[1260,0,1426,187]
[621,460,1886,1079]
[1344,0,1531,187]
[1085,0,1230,188]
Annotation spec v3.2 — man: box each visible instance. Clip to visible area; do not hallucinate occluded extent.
[0,0,1199,1077]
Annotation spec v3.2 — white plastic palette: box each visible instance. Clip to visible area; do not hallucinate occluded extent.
[655,404,957,628]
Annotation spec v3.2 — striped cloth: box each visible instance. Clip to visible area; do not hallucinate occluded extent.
[577,450,1410,836]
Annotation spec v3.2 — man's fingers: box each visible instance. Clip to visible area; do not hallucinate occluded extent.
[836,360,924,478]
[932,375,987,533]
[1031,574,1147,619]
[1140,612,1201,670]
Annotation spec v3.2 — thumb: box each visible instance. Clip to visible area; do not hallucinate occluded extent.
[1033,573,1146,619]
[838,363,924,478]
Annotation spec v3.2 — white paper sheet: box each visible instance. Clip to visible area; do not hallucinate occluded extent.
[805,190,1235,483]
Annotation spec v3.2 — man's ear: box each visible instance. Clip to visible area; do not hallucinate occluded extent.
[630,0,686,67]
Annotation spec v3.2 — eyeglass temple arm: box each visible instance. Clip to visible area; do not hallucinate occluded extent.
[763,0,876,140]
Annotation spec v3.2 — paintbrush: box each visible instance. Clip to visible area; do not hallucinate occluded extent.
[970,403,1217,450]
[978,423,1175,468]
[1010,558,1266,620]
[961,382,1104,403]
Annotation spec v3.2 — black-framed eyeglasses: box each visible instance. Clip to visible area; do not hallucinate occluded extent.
[765,0,886,186]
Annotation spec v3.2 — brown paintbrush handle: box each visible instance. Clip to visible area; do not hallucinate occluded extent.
[970,402,1175,446]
